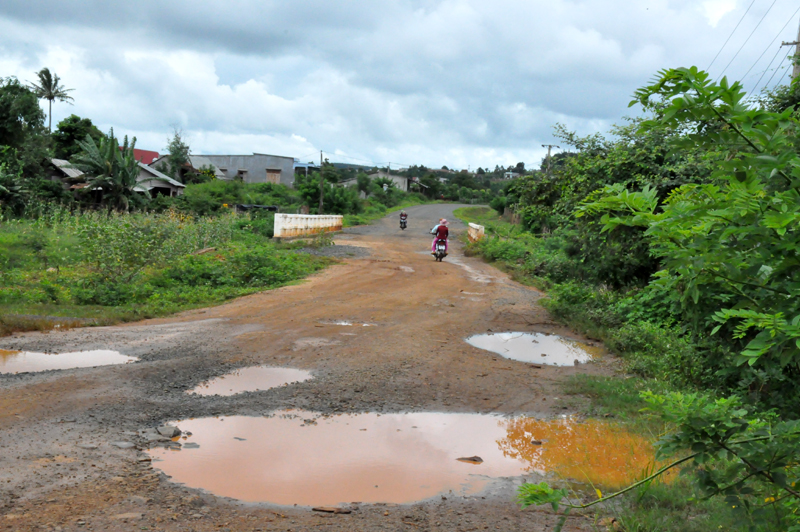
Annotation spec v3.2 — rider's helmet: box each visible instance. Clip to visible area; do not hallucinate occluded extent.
[401,210,406,215]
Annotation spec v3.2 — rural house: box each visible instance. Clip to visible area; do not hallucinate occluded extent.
[200,153,295,187]
[136,163,185,197]
[48,158,85,189]
[149,155,226,181]
[367,171,409,191]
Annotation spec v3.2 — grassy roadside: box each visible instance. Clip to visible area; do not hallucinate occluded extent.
[453,207,752,531]
[0,210,333,337]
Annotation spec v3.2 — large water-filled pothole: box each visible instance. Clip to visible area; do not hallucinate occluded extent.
[0,349,137,374]
[466,332,601,366]
[188,367,313,396]
[147,412,654,506]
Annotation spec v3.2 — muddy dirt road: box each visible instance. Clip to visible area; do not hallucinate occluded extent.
[0,204,614,531]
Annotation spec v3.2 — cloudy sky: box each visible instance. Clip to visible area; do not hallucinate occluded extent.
[1,0,798,170]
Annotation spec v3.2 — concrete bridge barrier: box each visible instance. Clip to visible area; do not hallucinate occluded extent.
[273,214,344,238]
[468,223,485,242]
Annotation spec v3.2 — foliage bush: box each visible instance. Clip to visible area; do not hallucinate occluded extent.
[0,206,329,322]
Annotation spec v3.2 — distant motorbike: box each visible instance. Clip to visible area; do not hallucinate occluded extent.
[400,218,407,230]
[433,238,447,262]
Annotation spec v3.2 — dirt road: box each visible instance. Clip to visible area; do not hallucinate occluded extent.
[0,204,612,531]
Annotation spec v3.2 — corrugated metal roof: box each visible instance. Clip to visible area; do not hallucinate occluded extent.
[137,162,185,188]
[51,158,85,179]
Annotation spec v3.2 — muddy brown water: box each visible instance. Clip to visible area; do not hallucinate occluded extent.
[148,412,654,506]
[466,332,601,366]
[188,367,313,396]
[0,348,137,374]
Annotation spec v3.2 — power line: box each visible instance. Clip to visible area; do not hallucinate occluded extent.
[708,0,757,70]
[775,63,792,87]
[742,4,800,81]
[719,0,779,79]
[761,46,793,91]
[751,44,786,93]
[775,53,794,86]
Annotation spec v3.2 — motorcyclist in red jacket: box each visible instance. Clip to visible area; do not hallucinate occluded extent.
[431,219,449,254]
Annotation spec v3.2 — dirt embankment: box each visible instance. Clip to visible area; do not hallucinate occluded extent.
[0,204,611,531]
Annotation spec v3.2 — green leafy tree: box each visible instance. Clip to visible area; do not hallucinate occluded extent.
[73,128,148,211]
[356,172,372,197]
[52,114,104,160]
[0,78,51,180]
[419,173,442,197]
[0,155,28,214]
[164,129,190,183]
[579,67,800,405]
[0,77,45,149]
[28,67,74,132]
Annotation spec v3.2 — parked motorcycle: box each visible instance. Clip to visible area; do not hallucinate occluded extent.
[433,238,447,261]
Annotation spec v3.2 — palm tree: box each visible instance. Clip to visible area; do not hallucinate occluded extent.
[29,67,74,132]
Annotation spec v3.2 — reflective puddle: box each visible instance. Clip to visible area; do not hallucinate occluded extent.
[189,367,313,396]
[0,349,137,374]
[147,412,655,506]
[319,321,376,327]
[466,332,601,366]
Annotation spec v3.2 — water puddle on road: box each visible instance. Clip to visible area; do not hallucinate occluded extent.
[319,320,376,327]
[147,412,655,506]
[188,367,313,396]
[0,349,137,374]
[466,332,600,366]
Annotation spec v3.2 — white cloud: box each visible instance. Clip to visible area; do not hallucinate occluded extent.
[702,0,738,28]
[0,0,796,170]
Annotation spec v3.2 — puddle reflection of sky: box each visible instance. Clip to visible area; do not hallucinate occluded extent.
[149,412,654,506]
[0,349,137,374]
[188,367,312,396]
[466,332,600,366]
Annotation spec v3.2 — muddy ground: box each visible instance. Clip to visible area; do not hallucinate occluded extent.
[0,204,616,531]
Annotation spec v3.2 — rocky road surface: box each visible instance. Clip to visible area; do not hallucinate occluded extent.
[0,204,613,531]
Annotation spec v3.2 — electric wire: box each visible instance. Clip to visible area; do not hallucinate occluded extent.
[751,44,787,93]
[742,4,800,82]
[708,0,758,70]
[762,45,793,91]
[775,54,794,86]
[719,0,779,79]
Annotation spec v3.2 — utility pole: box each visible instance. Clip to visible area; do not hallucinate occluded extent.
[780,16,800,79]
[318,150,324,214]
[541,144,560,174]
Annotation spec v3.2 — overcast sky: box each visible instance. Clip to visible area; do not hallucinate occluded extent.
[1,0,798,170]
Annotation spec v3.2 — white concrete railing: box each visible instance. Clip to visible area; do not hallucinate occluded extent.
[273,214,344,238]
[468,223,485,242]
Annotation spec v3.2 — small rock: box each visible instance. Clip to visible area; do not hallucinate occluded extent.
[144,433,170,442]
[530,440,542,445]
[137,456,152,462]
[456,456,483,464]
[156,425,181,438]
[111,441,135,449]
[183,442,200,449]
[191,513,204,519]
[312,507,351,514]
[128,496,149,505]
[113,513,142,520]
[76,444,98,450]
